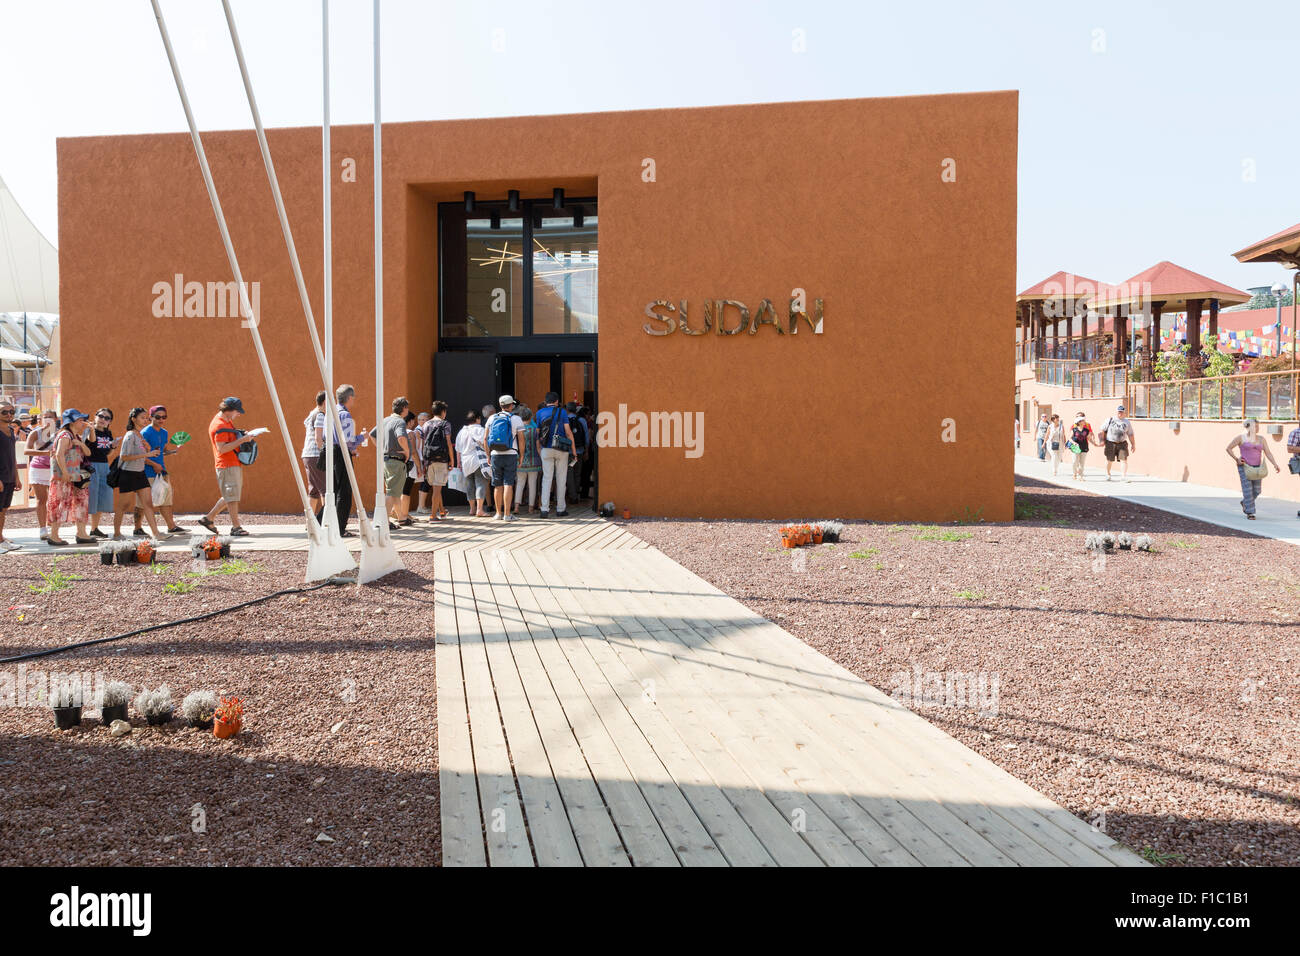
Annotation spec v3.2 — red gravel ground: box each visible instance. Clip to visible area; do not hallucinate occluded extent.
[629,476,1300,867]
[0,550,438,866]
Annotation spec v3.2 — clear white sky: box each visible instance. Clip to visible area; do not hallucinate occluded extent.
[2,0,1297,292]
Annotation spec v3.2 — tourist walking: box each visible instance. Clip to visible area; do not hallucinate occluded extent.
[411,411,432,516]
[85,408,120,536]
[455,410,489,516]
[316,384,366,535]
[421,401,454,521]
[516,406,540,514]
[0,401,17,552]
[377,397,411,530]
[25,409,57,541]
[112,407,164,540]
[1288,421,1300,518]
[1034,413,1049,460]
[1068,412,1093,481]
[14,411,31,509]
[302,390,327,518]
[47,409,95,546]
[1046,414,1065,476]
[1098,404,1136,481]
[483,395,523,522]
[535,392,576,518]
[198,396,255,536]
[136,405,185,535]
[1227,418,1279,520]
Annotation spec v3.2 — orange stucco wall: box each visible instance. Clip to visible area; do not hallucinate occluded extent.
[58,93,1017,519]
[1017,368,1300,503]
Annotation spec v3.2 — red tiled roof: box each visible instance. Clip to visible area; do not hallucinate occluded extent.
[1087,261,1249,311]
[1016,271,1105,303]
[1232,222,1300,267]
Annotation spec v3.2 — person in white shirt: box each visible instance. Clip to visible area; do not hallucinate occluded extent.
[455,410,489,517]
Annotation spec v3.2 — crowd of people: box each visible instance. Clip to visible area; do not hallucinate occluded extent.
[1025,402,1300,521]
[0,386,600,552]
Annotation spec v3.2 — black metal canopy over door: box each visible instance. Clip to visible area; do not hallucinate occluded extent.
[433,350,498,505]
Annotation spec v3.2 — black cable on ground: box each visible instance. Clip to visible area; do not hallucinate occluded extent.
[0,576,354,665]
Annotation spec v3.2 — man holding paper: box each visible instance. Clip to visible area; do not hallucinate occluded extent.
[199,396,260,536]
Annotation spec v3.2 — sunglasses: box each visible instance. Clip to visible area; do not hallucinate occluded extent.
[0,411,13,417]
[96,413,112,420]
[153,414,168,420]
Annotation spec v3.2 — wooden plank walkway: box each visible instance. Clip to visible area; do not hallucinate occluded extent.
[436,545,1147,867]
[1,513,647,556]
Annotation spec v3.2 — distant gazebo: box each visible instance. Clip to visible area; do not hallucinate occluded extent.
[1233,221,1300,369]
[1015,271,1105,363]
[1088,261,1248,379]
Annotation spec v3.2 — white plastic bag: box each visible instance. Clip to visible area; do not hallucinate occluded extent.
[447,467,466,493]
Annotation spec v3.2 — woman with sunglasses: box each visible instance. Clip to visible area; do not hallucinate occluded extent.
[112,407,164,540]
[24,409,58,541]
[85,408,120,536]
[47,409,95,547]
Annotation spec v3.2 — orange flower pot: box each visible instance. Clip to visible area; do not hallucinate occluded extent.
[213,716,241,739]
[622,508,631,520]
[811,528,824,544]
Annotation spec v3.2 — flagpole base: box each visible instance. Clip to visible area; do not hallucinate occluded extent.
[358,493,404,584]
[305,508,355,582]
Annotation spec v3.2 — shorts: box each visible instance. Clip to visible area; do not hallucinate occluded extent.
[118,469,150,495]
[216,466,243,503]
[0,481,15,511]
[490,454,518,487]
[1103,440,1128,462]
[28,465,51,486]
[426,461,449,487]
[402,476,415,496]
[304,456,325,498]
[383,458,407,497]
[149,473,174,507]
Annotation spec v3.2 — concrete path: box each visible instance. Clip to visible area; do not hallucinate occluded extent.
[0,512,649,557]
[436,545,1144,867]
[1015,452,1300,548]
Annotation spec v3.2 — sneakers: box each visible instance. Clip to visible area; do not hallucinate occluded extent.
[0,541,18,553]
[555,510,569,518]
[494,512,504,521]
[166,526,185,534]
[133,528,147,537]
[539,511,550,519]
[89,528,107,538]
[503,513,517,522]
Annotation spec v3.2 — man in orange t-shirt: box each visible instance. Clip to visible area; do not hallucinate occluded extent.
[198,397,256,536]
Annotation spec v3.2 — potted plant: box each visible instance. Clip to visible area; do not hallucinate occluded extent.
[135,539,156,565]
[213,696,244,739]
[99,541,118,567]
[181,690,218,730]
[1117,532,1133,551]
[99,680,132,725]
[50,681,83,730]
[115,542,138,565]
[133,685,174,726]
[779,526,797,548]
[817,520,844,543]
[811,524,824,544]
[1101,532,1116,551]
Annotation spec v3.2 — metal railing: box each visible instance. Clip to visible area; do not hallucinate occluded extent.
[1071,364,1128,400]
[1017,334,1112,366]
[1034,359,1078,387]
[1130,368,1300,421]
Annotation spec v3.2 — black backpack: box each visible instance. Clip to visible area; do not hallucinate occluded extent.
[422,419,450,463]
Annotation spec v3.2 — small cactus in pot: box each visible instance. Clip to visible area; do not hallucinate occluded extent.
[50,680,85,730]
[99,680,133,725]
[181,690,218,730]
[1117,532,1133,551]
[134,685,174,726]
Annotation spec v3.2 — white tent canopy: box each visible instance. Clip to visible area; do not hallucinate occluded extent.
[0,173,58,315]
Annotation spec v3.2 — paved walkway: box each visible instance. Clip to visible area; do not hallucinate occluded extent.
[1015,452,1300,547]
[0,512,649,557]
[435,545,1144,867]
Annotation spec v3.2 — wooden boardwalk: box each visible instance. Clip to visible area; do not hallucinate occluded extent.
[435,546,1146,867]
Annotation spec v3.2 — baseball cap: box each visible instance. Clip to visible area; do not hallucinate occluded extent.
[498,394,515,406]
[1116,404,1126,412]
[220,396,246,413]
[1074,412,1086,420]
[148,405,166,417]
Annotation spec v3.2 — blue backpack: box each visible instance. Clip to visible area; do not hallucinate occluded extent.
[537,406,572,452]
[486,412,514,451]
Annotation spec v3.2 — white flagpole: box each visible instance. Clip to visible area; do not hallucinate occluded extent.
[149,0,313,522]
[217,0,356,579]
[359,0,402,583]
[322,0,335,525]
